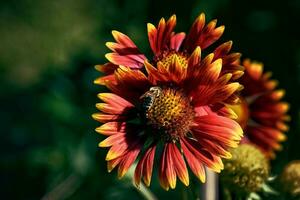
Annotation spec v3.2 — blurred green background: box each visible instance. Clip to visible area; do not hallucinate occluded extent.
[0,0,299,199]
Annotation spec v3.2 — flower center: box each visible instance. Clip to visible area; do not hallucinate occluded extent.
[227,97,249,129]
[159,52,188,69]
[141,87,194,141]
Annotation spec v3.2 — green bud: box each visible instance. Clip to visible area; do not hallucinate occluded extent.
[280,160,300,196]
[221,144,269,194]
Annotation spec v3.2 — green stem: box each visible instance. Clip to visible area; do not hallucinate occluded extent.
[133,182,157,200]
[125,164,157,200]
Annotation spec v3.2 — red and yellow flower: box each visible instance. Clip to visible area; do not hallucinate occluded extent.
[93,13,244,190]
[230,59,289,158]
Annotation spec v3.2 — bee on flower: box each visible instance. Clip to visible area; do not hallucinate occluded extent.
[93,13,244,190]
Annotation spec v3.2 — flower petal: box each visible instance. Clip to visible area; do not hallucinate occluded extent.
[180,138,206,182]
[210,103,238,119]
[187,46,201,69]
[159,144,170,191]
[184,13,206,53]
[148,15,177,56]
[165,145,177,189]
[184,13,224,52]
[118,146,141,178]
[105,53,145,69]
[105,30,146,68]
[106,141,129,161]
[94,63,119,85]
[144,60,168,84]
[107,157,122,172]
[182,137,223,173]
[247,126,286,154]
[92,113,127,123]
[107,66,150,102]
[97,93,134,108]
[94,74,116,85]
[163,54,187,84]
[170,143,189,186]
[99,132,126,147]
[170,32,185,51]
[134,145,156,187]
[192,114,243,148]
[213,41,244,80]
[95,121,127,135]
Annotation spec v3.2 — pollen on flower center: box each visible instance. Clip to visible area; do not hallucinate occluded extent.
[141,87,194,140]
[159,52,188,69]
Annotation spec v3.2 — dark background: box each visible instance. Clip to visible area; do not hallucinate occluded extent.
[0,0,299,199]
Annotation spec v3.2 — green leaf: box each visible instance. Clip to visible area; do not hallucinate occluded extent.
[262,183,279,195]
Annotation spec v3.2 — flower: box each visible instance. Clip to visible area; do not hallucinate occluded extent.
[228,59,289,158]
[280,160,300,196]
[95,13,244,86]
[221,144,269,194]
[93,13,244,190]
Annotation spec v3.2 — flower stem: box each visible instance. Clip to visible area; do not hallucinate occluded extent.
[133,181,157,200]
[125,164,157,200]
[201,168,218,200]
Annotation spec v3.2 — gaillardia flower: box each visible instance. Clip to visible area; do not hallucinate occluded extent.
[229,59,289,158]
[93,13,244,190]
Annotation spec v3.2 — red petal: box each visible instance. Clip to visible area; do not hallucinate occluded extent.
[184,13,205,53]
[192,114,243,148]
[95,63,118,74]
[187,46,201,70]
[97,93,134,108]
[170,143,189,186]
[213,42,244,80]
[92,113,127,123]
[210,103,238,119]
[163,54,187,84]
[118,146,141,178]
[99,132,126,147]
[107,157,122,172]
[247,126,286,152]
[184,13,224,52]
[107,66,150,103]
[105,30,146,68]
[213,41,232,58]
[180,138,206,182]
[165,144,177,189]
[94,63,118,85]
[95,121,127,135]
[197,138,232,159]
[195,19,224,50]
[170,32,185,51]
[94,74,116,85]
[134,145,156,186]
[182,137,224,173]
[147,23,158,54]
[144,60,168,84]
[148,15,177,56]
[105,53,145,69]
[159,144,170,190]
[96,103,130,114]
[106,141,129,161]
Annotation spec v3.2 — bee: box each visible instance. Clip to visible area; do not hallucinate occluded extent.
[140,87,162,111]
